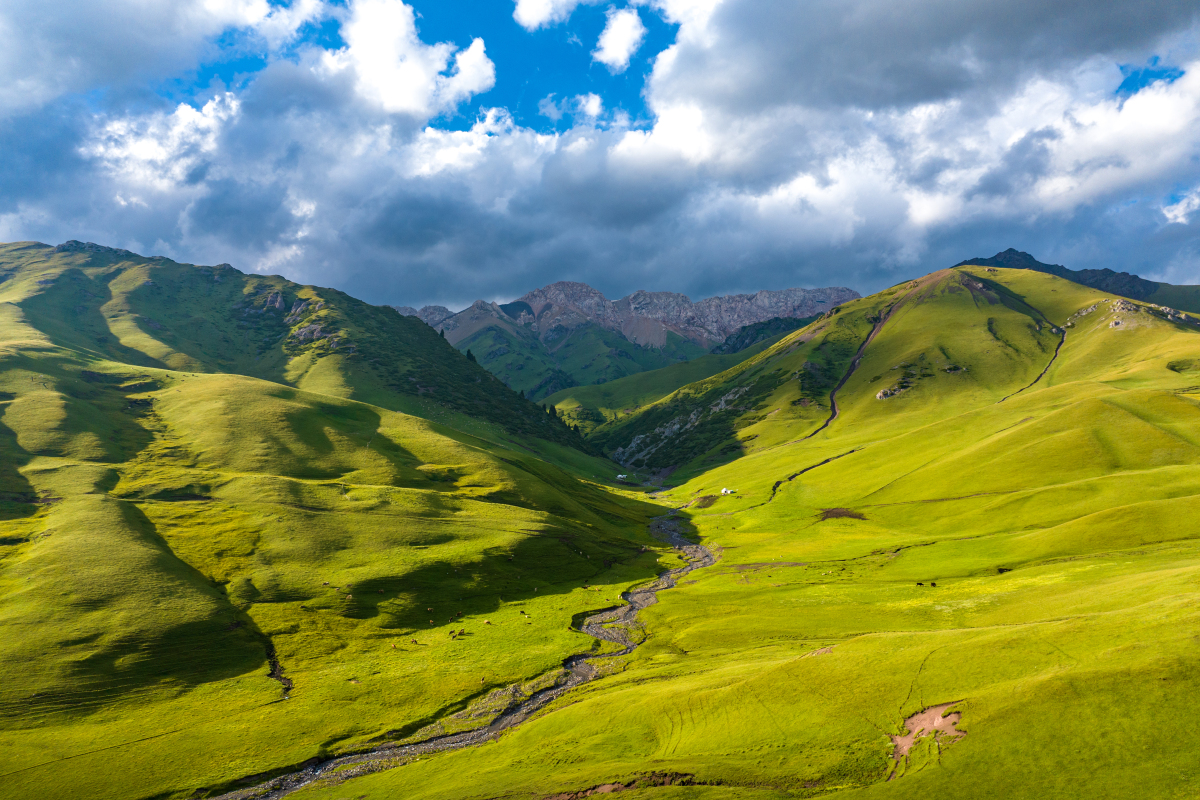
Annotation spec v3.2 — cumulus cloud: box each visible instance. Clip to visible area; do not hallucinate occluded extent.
[513,0,592,30]
[1165,188,1200,224]
[0,0,324,115]
[324,0,494,116]
[2,0,1200,308]
[593,8,647,72]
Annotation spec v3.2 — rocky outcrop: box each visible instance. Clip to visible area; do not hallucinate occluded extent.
[418,280,859,350]
[392,305,454,327]
[55,240,137,258]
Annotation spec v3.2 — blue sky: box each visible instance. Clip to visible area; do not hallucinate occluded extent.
[1,0,1199,308]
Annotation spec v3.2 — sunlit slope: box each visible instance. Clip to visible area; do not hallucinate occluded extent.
[0,360,665,799]
[0,245,670,798]
[546,335,784,436]
[594,268,1082,475]
[302,266,1200,799]
[0,240,584,448]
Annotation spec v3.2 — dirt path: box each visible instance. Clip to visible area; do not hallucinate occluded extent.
[804,307,897,440]
[998,327,1066,403]
[213,513,715,800]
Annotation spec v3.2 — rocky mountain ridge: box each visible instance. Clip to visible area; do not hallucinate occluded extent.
[395,280,859,349]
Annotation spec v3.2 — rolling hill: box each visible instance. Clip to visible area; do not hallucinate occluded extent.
[6,246,1200,800]
[0,240,670,799]
[275,263,1200,800]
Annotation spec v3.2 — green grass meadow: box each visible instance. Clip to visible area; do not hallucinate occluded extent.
[2,245,1199,799]
[281,267,1200,799]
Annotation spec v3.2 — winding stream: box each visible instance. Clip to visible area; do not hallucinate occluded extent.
[215,512,715,800]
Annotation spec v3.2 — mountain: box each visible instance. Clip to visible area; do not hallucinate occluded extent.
[548,320,810,436]
[244,262,1200,800]
[0,240,666,800]
[6,240,585,450]
[589,263,1200,475]
[709,313,820,354]
[396,281,858,400]
[955,247,1200,311]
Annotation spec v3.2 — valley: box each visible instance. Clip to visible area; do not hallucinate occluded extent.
[2,243,1199,800]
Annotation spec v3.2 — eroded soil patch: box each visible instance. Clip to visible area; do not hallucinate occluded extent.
[888,701,966,780]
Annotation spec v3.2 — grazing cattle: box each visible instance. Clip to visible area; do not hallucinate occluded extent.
[392,643,396,648]
[931,582,937,587]
[458,629,465,635]
[411,639,418,644]
[427,607,433,611]
[429,620,434,624]
[484,620,491,625]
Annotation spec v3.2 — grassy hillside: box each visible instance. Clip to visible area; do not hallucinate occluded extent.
[0,241,587,451]
[456,317,708,401]
[296,265,1200,799]
[547,334,786,436]
[0,241,676,800]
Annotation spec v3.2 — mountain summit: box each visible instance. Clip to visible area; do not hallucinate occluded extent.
[954,248,1159,300]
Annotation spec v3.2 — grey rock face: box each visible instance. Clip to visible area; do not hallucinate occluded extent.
[391,304,454,327]
[468,280,860,348]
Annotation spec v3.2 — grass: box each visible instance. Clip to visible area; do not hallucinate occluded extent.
[547,339,781,436]
[457,319,710,402]
[0,242,672,800]
[5,251,1200,800]
[277,266,1200,800]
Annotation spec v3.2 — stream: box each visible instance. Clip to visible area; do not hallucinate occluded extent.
[214,512,715,800]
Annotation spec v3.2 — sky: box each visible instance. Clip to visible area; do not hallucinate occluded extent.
[1,0,1199,309]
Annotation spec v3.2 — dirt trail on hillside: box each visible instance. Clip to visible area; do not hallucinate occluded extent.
[213,513,715,800]
[998,327,1066,402]
[805,302,901,440]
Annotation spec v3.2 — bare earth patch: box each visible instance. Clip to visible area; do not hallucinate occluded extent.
[819,508,867,521]
[800,646,834,659]
[888,701,966,779]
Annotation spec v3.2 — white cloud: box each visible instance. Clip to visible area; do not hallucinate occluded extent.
[325,0,494,116]
[85,94,240,194]
[593,7,646,72]
[538,93,604,121]
[513,0,588,30]
[1164,188,1200,224]
[5,0,1200,309]
[0,0,326,115]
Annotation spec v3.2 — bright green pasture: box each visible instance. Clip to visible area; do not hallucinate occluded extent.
[293,267,1200,799]
[0,347,666,797]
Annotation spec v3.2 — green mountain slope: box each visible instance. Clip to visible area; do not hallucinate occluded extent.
[546,330,794,436]
[958,247,1200,313]
[453,313,707,400]
[1,241,585,450]
[301,265,1200,800]
[0,241,673,800]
